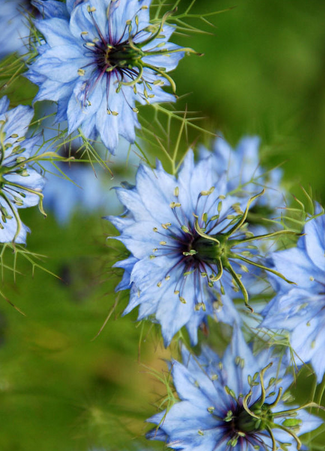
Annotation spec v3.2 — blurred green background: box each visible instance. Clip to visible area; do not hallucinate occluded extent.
[1,0,325,450]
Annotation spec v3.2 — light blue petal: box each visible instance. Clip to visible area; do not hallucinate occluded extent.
[34,18,75,47]
[304,215,325,272]
[32,45,85,83]
[32,0,69,19]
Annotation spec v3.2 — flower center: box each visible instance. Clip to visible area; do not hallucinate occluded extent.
[192,234,229,263]
[235,403,273,433]
[103,43,142,69]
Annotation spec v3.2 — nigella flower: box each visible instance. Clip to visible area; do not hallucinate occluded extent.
[0,96,46,243]
[200,135,285,217]
[147,328,322,450]
[28,0,191,152]
[43,158,112,224]
[108,151,293,346]
[0,0,34,58]
[261,208,325,382]
[42,127,139,224]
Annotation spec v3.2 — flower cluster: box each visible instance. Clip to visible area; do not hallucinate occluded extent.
[0,96,45,243]
[147,328,322,450]
[28,0,188,152]
[0,2,324,450]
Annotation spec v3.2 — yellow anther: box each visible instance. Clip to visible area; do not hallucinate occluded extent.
[213,300,223,309]
[170,202,181,209]
[202,212,208,223]
[162,223,171,230]
[159,241,167,245]
[181,225,190,234]
[240,265,249,273]
[200,187,215,196]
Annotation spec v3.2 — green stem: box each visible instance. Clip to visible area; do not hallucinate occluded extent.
[210,257,223,282]
[230,229,301,247]
[143,62,177,93]
[225,190,265,238]
[233,254,296,286]
[265,425,277,451]
[226,262,253,312]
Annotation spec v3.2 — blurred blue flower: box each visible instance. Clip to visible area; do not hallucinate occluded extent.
[42,133,139,224]
[28,0,187,152]
[200,135,285,213]
[107,151,291,346]
[261,209,325,382]
[0,0,33,58]
[0,96,45,243]
[147,328,322,450]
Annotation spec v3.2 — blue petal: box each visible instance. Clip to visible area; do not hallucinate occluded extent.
[0,198,28,244]
[35,18,75,47]
[304,215,325,272]
[32,0,69,19]
[32,45,85,83]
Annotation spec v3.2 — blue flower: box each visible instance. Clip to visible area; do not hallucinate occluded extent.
[147,328,322,450]
[43,160,110,224]
[200,135,285,213]
[107,151,293,346]
[261,208,325,382]
[28,0,188,152]
[0,96,46,243]
[42,128,139,224]
[0,1,33,59]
